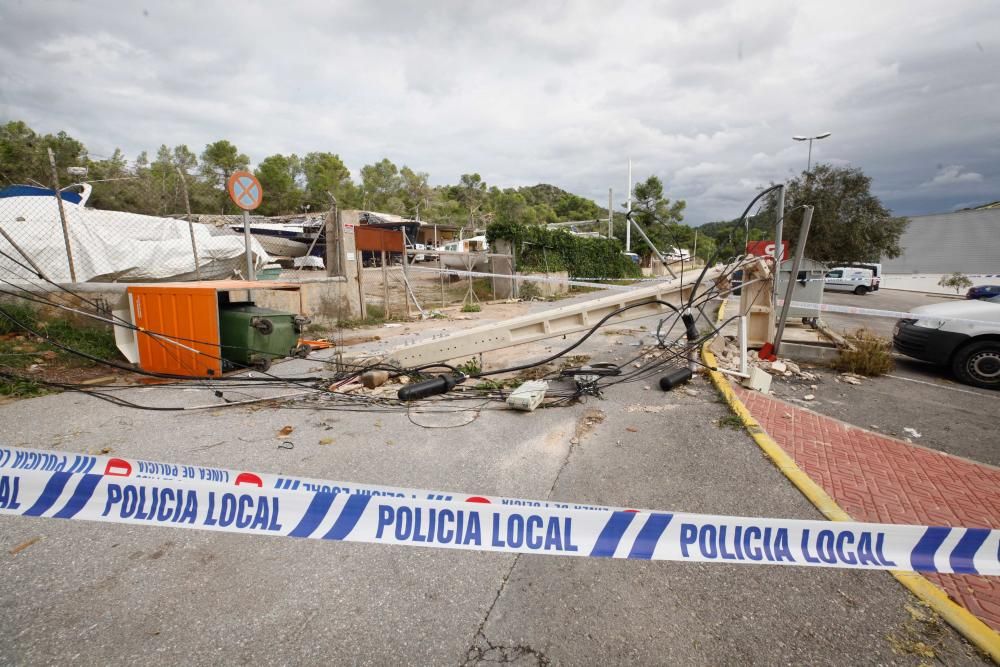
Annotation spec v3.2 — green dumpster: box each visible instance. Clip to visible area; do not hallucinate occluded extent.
[218,303,309,371]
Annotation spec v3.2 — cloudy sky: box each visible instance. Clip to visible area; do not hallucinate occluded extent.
[1,0,998,222]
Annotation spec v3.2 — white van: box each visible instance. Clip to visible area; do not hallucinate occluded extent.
[824,267,874,295]
[842,262,882,291]
[894,295,1000,388]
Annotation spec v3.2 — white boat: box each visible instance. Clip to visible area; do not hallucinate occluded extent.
[438,235,489,271]
[0,184,271,282]
[227,219,324,259]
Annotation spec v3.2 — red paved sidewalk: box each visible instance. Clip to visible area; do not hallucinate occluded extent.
[734,386,1000,632]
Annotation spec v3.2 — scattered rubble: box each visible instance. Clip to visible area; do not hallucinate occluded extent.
[803,394,815,401]
[713,335,827,394]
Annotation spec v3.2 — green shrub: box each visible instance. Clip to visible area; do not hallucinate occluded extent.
[487,221,640,279]
[834,329,894,376]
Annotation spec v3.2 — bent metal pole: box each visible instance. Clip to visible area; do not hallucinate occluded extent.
[773,205,813,356]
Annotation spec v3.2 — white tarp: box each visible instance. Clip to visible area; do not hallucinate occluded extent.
[0,194,270,282]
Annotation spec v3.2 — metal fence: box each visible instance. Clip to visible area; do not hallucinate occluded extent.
[0,175,272,285]
[0,161,518,326]
[405,251,517,311]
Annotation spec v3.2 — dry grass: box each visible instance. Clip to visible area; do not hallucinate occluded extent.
[834,329,894,376]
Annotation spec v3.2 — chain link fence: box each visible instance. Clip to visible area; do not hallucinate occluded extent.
[0,171,271,285]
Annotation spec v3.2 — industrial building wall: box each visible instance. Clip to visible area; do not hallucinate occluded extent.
[882,208,1000,275]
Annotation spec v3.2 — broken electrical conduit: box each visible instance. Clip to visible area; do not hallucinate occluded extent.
[656,310,699,391]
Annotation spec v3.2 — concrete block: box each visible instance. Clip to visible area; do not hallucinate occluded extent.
[741,366,772,393]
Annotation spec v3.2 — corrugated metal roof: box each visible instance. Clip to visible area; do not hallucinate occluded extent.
[881,208,1000,274]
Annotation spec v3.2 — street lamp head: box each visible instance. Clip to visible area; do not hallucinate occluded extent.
[815,132,832,139]
[792,136,808,141]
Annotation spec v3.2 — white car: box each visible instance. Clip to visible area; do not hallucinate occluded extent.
[893,295,1000,389]
[824,267,874,295]
[408,243,426,262]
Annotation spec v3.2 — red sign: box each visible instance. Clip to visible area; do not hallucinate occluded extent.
[746,240,788,261]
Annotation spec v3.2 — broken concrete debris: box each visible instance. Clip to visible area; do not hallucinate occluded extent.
[715,335,827,393]
[360,370,390,389]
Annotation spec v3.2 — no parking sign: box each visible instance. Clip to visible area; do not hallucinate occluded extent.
[227,171,263,210]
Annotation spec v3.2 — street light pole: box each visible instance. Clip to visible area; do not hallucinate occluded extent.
[792,132,831,174]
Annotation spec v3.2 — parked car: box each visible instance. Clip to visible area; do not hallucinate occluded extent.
[409,242,427,262]
[967,285,1000,300]
[824,267,875,295]
[893,295,1000,389]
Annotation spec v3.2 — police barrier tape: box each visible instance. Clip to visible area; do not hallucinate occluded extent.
[0,447,997,574]
[0,446,615,511]
[781,300,1000,327]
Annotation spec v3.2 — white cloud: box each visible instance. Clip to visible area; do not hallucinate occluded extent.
[0,0,998,222]
[920,165,985,188]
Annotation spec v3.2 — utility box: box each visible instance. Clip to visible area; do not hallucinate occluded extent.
[118,281,308,377]
[776,258,828,323]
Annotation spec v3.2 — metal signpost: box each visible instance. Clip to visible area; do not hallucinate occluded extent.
[226,170,264,281]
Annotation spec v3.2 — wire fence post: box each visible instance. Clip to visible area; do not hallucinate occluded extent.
[490,255,496,301]
[381,249,390,318]
[176,166,201,280]
[512,243,519,299]
[467,255,474,306]
[242,208,256,281]
[356,249,367,320]
[325,193,342,277]
[0,218,49,279]
[401,247,412,318]
[47,148,77,282]
[440,257,445,308]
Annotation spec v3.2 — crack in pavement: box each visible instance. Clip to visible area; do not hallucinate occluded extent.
[460,408,604,666]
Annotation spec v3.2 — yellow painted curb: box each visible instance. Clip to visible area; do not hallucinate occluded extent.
[703,299,1000,662]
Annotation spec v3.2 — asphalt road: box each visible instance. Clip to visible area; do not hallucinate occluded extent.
[771,288,1000,467]
[819,288,962,339]
[0,298,988,665]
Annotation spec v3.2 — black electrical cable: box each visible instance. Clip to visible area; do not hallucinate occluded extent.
[466,298,680,379]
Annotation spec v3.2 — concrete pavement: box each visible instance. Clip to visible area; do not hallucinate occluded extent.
[0,303,989,664]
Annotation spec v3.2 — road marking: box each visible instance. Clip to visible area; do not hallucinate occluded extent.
[885,374,1000,399]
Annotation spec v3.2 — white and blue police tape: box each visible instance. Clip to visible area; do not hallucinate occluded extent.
[780,300,1000,328]
[1,446,997,574]
[0,446,613,511]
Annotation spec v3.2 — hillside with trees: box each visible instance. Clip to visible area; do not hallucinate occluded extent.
[1,120,906,264]
[0,120,612,228]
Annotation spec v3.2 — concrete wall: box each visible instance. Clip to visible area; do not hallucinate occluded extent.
[3,275,361,327]
[882,273,1000,295]
[492,271,569,299]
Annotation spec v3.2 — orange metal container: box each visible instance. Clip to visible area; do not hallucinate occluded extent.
[128,286,223,377]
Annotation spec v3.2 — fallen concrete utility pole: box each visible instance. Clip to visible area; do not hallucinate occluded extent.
[377,264,728,368]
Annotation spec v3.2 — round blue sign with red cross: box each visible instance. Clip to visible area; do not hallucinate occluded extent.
[227,171,263,210]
